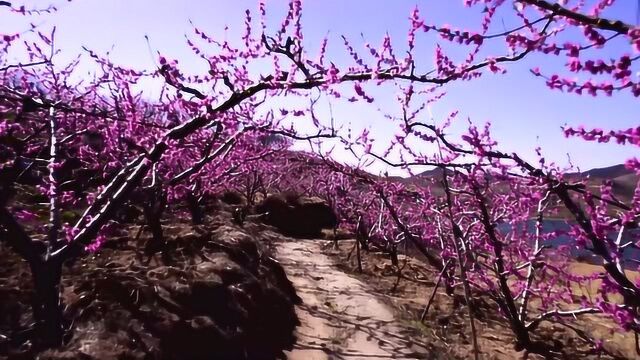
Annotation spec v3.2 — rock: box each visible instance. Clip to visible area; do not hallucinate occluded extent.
[219,190,245,205]
[255,193,338,238]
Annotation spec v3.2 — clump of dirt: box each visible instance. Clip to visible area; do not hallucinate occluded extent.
[218,190,246,206]
[0,210,301,360]
[254,193,337,238]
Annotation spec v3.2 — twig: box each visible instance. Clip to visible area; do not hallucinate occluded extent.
[169,129,243,185]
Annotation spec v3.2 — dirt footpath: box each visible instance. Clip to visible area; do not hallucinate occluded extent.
[276,240,431,360]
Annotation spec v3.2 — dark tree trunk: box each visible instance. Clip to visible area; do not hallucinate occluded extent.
[30,260,65,348]
[390,244,399,267]
[146,212,164,250]
[355,234,362,273]
[444,264,456,296]
[356,220,369,251]
[235,206,250,226]
[187,191,203,225]
[142,187,170,264]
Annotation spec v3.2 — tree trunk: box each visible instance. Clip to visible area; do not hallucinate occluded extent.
[30,260,65,348]
[187,191,203,225]
[356,216,370,251]
[355,234,362,273]
[142,188,169,264]
[390,244,398,267]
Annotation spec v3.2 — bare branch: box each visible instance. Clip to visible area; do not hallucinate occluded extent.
[520,0,633,34]
[0,60,50,72]
[526,308,601,331]
[46,107,60,260]
[441,171,480,359]
[519,190,551,322]
[0,207,38,262]
[169,129,243,185]
[72,155,145,232]
[377,189,444,271]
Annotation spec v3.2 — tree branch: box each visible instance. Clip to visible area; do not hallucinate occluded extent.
[520,0,633,34]
[526,307,601,331]
[46,107,60,260]
[0,207,38,263]
[377,189,444,271]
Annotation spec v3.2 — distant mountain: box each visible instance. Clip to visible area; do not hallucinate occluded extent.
[611,173,638,199]
[563,164,637,199]
[567,164,633,179]
[409,164,635,182]
[279,149,637,201]
[393,163,638,200]
[414,167,453,178]
[385,167,454,187]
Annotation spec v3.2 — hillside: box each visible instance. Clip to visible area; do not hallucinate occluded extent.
[567,164,638,200]
[399,163,639,201]
[566,164,634,179]
[0,202,303,359]
[411,163,635,183]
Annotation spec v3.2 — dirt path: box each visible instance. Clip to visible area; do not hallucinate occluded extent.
[276,240,432,360]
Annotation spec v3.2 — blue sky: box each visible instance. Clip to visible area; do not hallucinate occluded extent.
[2,0,639,176]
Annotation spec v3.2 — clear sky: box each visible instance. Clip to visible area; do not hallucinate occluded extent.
[2,0,639,176]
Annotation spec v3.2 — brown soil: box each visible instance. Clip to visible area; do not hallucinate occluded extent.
[0,209,301,360]
[315,239,637,360]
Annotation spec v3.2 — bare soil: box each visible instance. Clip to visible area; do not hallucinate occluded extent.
[0,210,301,360]
[277,239,434,359]
[310,239,638,360]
